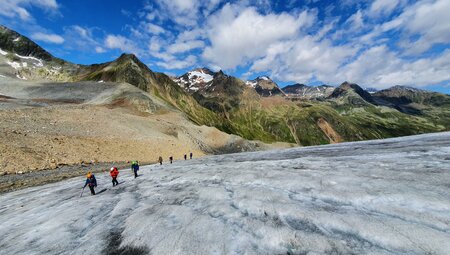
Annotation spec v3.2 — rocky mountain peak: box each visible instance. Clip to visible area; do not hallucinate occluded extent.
[245,75,284,97]
[0,25,54,62]
[329,82,374,104]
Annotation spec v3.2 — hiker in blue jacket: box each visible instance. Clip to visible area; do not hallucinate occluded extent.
[83,172,97,195]
[131,161,139,178]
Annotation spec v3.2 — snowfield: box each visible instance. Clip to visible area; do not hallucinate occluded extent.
[1,132,450,254]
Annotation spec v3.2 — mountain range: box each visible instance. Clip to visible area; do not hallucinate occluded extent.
[1,24,449,148]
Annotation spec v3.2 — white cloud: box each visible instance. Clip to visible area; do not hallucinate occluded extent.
[0,0,59,21]
[62,25,107,54]
[400,0,450,55]
[153,0,202,27]
[167,40,205,54]
[346,10,364,30]
[203,4,315,69]
[368,0,403,17]
[145,23,165,34]
[95,46,106,53]
[251,36,356,83]
[156,55,197,69]
[105,35,141,55]
[31,32,64,44]
[335,45,450,88]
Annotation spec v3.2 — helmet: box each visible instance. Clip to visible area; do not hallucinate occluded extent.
[86,172,92,178]
[110,167,114,171]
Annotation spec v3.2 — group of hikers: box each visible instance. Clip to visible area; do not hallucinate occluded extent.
[82,153,193,196]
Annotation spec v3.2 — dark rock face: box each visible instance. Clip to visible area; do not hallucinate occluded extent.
[0,25,54,61]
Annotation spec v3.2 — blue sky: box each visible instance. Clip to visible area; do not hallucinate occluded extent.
[0,0,449,93]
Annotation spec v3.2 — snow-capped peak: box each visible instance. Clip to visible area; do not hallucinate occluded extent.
[245,80,258,88]
[173,68,215,92]
[188,70,213,83]
[258,76,271,81]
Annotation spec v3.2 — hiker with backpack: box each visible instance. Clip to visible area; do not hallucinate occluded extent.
[83,172,97,195]
[184,154,187,160]
[158,156,163,165]
[110,167,119,186]
[190,152,193,159]
[131,161,139,178]
[169,156,173,164]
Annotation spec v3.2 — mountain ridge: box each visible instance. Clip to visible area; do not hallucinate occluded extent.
[1,25,449,147]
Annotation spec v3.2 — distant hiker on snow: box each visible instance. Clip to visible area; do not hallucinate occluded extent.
[83,172,97,195]
[110,167,119,186]
[131,161,139,178]
[184,154,187,160]
[169,156,173,164]
[190,152,193,159]
[158,156,163,165]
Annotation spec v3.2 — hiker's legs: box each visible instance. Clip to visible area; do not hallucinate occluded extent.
[134,170,138,178]
[89,186,95,195]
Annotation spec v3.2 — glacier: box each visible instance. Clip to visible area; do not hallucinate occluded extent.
[0,132,449,254]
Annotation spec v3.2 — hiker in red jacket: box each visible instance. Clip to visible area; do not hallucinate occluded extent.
[110,167,119,186]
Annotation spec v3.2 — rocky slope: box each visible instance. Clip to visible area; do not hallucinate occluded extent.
[282,83,334,99]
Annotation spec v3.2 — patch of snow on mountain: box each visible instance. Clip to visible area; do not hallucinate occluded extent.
[260,76,270,80]
[0,132,449,254]
[188,70,213,83]
[14,53,44,67]
[13,37,20,42]
[16,74,27,80]
[0,74,6,78]
[0,48,7,55]
[246,80,257,88]
[6,61,21,70]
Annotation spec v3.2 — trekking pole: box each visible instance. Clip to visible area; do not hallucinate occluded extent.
[80,187,85,197]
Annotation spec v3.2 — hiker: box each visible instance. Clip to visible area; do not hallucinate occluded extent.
[131,161,139,178]
[184,154,187,160]
[189,152,193,159]
[158,156,163,165]
[169,156,173,164]
[110,167,119,186]
[83,172,97,195]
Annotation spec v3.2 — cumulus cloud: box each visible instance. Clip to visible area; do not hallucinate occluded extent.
[167,40,205,54]
[335,45,450,88]
[31,32,64,44]
[203,4,315,69]
[105,35,141,55]
[156,55,197,70]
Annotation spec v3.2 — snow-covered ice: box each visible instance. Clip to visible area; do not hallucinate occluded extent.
[0,132,449,254]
